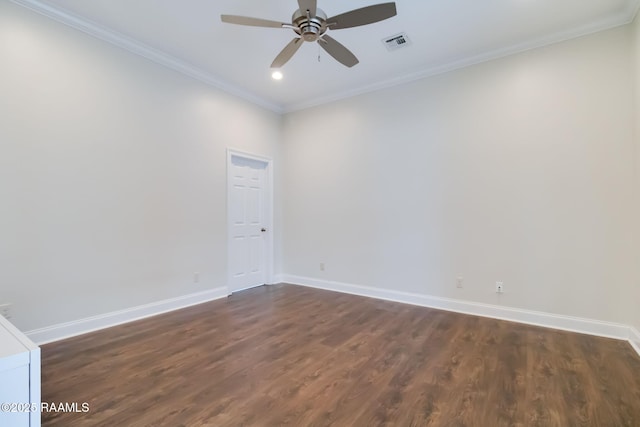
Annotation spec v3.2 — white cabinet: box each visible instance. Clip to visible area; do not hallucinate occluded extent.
[0,316,40,427]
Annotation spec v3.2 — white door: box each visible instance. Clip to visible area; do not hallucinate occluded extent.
[227,152,271,293]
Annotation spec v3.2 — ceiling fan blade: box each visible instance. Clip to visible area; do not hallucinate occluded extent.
[318,35,359,68]
[297,0,317,17]
[221,15,287,28]
[327,2,397,30]
[271,38,304,68]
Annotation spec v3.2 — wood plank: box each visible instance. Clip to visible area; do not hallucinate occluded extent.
[40,285,640,426]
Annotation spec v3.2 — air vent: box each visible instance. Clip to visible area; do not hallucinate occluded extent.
[382,32,411,51]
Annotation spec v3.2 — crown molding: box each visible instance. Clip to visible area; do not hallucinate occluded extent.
[625,0,640,22]
[283,6,638,112]
[10,0,640,115]
[9,0,284,114]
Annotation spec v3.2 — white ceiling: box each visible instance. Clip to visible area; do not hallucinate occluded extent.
[12,0,640,112]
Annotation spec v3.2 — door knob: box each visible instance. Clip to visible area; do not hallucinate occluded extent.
[261,228,267,232]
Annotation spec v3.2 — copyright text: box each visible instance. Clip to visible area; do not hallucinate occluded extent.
[1,402,90,413]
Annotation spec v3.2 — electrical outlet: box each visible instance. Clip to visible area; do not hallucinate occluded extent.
[456,276,463,288]
[496,282,504,293]
[193,272,200,283]
[320,263,325,271]
[0,304,12,320]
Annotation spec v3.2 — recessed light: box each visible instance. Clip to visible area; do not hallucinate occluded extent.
[271,71,283,80]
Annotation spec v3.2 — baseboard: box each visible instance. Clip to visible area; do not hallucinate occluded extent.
[25,287,229,345]
[270,274,285,285]
[629,327,640,356]
[24,278,640,357]
[281,275,631,342]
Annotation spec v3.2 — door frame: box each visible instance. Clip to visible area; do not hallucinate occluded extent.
[226,148,274,293]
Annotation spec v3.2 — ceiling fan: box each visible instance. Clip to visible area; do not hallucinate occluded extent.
[221,1,397,68]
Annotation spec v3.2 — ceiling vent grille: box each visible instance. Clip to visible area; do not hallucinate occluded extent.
[382,32,411,51]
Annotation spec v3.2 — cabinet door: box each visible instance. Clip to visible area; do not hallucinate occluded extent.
[0,364,30,426]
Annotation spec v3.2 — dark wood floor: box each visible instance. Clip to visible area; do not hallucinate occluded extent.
[41,284,640,426]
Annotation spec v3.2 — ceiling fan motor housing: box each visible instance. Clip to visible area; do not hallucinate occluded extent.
[293,8,328,42]
[221,2,398,68]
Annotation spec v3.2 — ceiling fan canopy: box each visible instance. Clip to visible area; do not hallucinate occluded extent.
[221,0,397,68]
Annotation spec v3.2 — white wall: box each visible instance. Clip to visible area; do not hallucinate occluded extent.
[1,0,637,334]
[633,13,640,333]
[282,26,637,324]
[0,1,281,331]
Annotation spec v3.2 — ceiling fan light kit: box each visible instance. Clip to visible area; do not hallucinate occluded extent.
[221,0,397,68]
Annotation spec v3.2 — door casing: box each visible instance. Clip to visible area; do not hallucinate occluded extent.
[226,149,274,293]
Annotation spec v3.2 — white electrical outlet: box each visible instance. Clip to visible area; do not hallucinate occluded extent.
[456,276,463,288]
[0,304,12,320]
[496,282,504,293]
[320,263,325,271]
[193,272,200,283]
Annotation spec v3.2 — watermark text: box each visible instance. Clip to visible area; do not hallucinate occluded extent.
[1,402,90,413]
